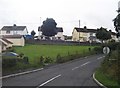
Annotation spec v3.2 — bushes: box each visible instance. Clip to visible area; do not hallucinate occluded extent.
[93,46,103,54]
[100,49,120,85]
[2,56,29,68]
[2,57,17,68]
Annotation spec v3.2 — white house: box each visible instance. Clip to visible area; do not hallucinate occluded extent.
[38,27,64,40]
[0,24,28,36]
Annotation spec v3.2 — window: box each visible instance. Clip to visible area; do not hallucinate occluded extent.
[6,30,10,34]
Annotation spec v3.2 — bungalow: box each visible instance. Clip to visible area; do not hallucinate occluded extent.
[0,24,28,36]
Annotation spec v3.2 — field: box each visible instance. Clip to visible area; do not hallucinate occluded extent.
[14,44,95,63]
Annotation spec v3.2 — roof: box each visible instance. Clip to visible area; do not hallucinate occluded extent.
[2,38,13,44]
[74,27,97,33]
[56,27,63,32]
[1,26,26,31]
[2,35,24,39]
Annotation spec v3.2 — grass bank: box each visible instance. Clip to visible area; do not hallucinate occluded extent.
[14,44,96,63]
[3,44,98,75]
[95,68,119,88]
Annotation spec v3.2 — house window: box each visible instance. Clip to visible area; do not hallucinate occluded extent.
[6,30,10,34]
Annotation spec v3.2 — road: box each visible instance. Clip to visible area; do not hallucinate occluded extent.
[2,54,105,87]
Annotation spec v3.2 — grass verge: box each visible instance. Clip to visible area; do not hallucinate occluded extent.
[95,68,119,88]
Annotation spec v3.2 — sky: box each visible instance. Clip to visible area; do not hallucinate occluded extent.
[0,0,119,36]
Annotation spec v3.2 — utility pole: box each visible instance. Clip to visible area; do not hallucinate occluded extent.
[79,20,80,28]
[79,20,80,44]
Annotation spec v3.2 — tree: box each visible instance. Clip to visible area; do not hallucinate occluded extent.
[31,30,36,37]
[96,27,111,43]
[113,13,120,38]
[41,18,57,38]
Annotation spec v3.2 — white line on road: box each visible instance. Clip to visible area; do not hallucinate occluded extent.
[0,68,44,79]
[97,56,105,60]
[72,61,90,70]
[36,74,61,87]
[81,61,90,67]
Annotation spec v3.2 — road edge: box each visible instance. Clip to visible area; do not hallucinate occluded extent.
[93,72,107,88]
[0,68,43,79]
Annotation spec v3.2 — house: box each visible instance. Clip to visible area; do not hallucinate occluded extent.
[55,27,64,40]
[38,27,64,40]
[2,35,25,46]
[72,26,118,43]
[0,38,13,53]
[72,26,98,42]
[110,32,118,42]
[0,24,28,36]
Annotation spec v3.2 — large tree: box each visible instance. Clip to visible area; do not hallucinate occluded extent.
[96,27,111,43]
[41,18,57,37]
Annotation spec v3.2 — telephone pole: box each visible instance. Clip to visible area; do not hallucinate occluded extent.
[79,20,80,28]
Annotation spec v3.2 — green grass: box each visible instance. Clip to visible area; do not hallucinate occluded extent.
[14,44,95,63]
[95,69,119,88]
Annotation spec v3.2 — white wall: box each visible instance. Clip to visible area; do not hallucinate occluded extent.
[7,37,25,46]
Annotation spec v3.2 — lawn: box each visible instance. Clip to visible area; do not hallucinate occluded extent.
[14,44,95,63]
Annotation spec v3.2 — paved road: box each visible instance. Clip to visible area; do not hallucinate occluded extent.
[2,54,105,87]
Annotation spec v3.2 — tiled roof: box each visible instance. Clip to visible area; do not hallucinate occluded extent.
[74,27,97,33]
[1,26,26,31]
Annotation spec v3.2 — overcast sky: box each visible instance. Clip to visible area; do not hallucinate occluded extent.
[0,0,119,36]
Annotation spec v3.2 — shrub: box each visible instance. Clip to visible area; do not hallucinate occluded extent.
[39,56,45,65]
[23,56,29,64]
[44,57,53,63]
[93,47,103,54]
[19,53,24,58]
[2,58,17,68]
[56,54,64,63]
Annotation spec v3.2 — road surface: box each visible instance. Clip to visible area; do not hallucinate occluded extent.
[2,54,105,87]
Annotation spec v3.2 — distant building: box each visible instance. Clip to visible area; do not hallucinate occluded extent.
[0,24,28,36]
[38,27,64,40]
[72,26,99,43]
[72,26,117,43]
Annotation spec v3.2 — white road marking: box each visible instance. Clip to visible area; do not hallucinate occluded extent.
[72,67,79,70]
[72,61,90,70]
[97,56,105,60]
[37,74,61,87]
[0,68,44,79]
[81,61,90,67]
